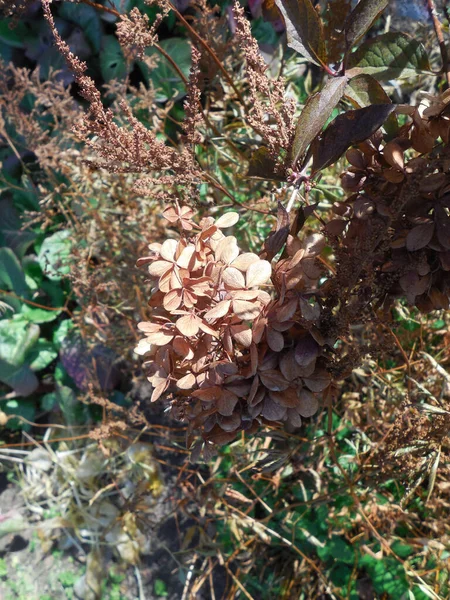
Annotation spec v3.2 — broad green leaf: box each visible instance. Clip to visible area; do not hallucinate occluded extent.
[37,230,72,281]
[312,104,395,172]
[0,316,40,366]
[0,360,39,397]
[3,398,36,429]
[26,339,58,371]
[0,20,29,48]
[291,76,348,166]
[139,38,191,103]
[344,0,388,50]
[21,304,61,324]
[345,73,391,107]
[100,35,127,82]
[53,319,74,350]
[347,32,431,81]
[274,0,326,66]
[41,392,58,411]
[0,196,36,259]
[55,384,80,425]
[0,247,28,297]
[58,3,102,52]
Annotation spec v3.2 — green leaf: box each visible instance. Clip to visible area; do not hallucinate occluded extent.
[251,18,279,46]
[100,35,127,81]
[0,360,39,397]
[55,384,79,425]
[274,0,326,66]
[37,230,72,281]
[21,304,61,324]
[290,75,348,166]
[344,0,388,50]
[41,392,58,411]
[0,20,29,48]
[345,73,391,107]
[347,32,431,81]
[53,319,74,350]
[58,3,102,52]
[139,38,191,103]
[0,316,40,367]
[154,579,168,597]
[0,196,36,259]
[0,247,28,297]
[26,339,57,371]
[312,104,395,172]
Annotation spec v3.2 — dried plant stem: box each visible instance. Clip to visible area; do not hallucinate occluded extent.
[426,0,450,86]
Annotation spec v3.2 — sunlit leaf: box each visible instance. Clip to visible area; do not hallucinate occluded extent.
[312,104,395,172]
[246,260,272,288]
[344,0,388,50]
[291,76,348,166]
[274,0,326,66]
[347,32,431,80]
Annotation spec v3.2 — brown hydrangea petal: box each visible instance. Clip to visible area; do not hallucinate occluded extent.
[286,408,302,427]
[218,412,241,431]
[230,323,252,347]
[217,390,239,416]
[266,328,284,352]
[302,369,331,392]
[191,386,222,402]
[222,266,246,288]
[295,336,319,366]
[297,389,319,417]
[177,373,196,389]
[262,395,287,421]
[269,388,299,408]
[259,369,290,391]
[231,253,260,271]
[246,260,272,288]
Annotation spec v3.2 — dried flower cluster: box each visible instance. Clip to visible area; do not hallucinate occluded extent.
[135,207,331,455]
[336,90,450,314]
[117,8,161,61]
[233,1,295,162]
[41,0,200,203]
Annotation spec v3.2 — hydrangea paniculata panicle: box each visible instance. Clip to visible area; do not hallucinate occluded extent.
[337,90,450,313]
[135,206,332,459]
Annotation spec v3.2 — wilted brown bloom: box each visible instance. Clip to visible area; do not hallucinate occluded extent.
[135,209,330,457]
[117,8,161,61]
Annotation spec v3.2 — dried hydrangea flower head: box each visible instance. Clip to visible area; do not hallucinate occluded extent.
[135,207,331,459]
[337,90,450,313]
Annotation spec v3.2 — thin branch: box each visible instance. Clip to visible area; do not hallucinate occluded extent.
[426,0,450,87]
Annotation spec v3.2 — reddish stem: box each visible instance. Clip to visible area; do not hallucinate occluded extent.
[426,0,450,87]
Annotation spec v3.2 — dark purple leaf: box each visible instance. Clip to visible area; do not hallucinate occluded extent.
[312,104,395,173]
[435,206,450,250]
[406,222,434,251]
[60,337,121,391]
[290,76,348,167]
[294,336,319,366]
[344,0,388,50]
[274,0,326,66]
[264,202,290,260]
